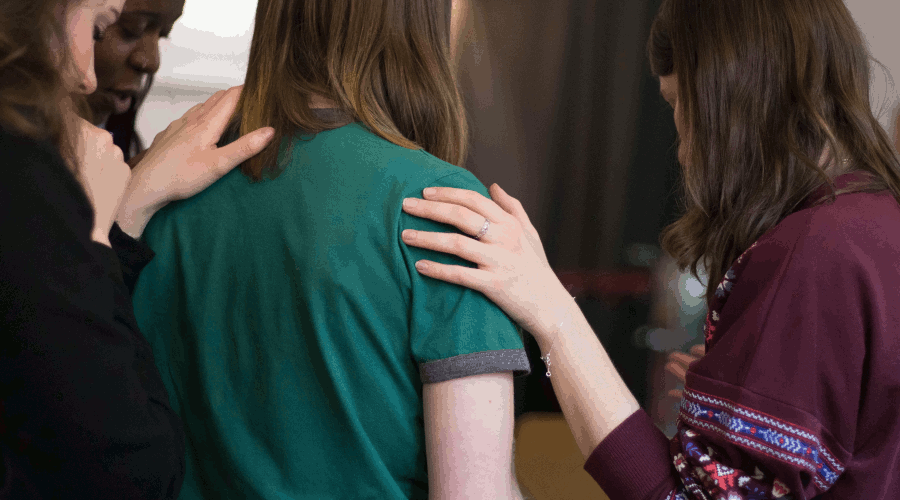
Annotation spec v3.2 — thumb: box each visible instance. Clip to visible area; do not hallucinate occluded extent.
[216,127,276,171]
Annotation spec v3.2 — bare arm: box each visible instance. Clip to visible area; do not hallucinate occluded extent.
[403,186,641,458]
[423,372,525,500]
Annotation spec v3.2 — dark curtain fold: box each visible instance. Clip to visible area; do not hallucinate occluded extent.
[457,0,679,412]
[459,0,675,271]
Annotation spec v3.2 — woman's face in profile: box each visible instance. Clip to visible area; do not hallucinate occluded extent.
[87,0,184,125]
[62,0,127,95]
[659,73,689,166]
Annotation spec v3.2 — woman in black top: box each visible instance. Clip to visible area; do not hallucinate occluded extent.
[0,0,274,498]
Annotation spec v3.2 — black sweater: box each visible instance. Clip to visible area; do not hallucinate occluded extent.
[0,129,184,498]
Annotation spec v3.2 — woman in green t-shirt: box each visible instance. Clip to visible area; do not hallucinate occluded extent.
[132,0,531,498]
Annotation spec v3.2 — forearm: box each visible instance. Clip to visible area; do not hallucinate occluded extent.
[534,301,642,459]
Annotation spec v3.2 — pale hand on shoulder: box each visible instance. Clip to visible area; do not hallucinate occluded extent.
[116,86,275,239]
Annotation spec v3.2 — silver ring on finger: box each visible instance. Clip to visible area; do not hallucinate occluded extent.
[473,218,490,240]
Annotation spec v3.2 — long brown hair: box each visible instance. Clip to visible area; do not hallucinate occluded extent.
[236,0,467,181]
[0,0,79,163]
[649,0,900,298]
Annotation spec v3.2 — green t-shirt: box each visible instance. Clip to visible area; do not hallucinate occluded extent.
[132,122,531,499]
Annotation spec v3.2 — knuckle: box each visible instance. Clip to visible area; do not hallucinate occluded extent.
[451,234,467,251]
[240,142,256,158]
[111,145,124,162]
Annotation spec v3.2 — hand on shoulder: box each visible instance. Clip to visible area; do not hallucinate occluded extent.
[401,183,576,342]
[116,86,276,238]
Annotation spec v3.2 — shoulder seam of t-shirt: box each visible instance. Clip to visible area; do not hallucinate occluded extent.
[419,349,531,384]
[424,170,475,190]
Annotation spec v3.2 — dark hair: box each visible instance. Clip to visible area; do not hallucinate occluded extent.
[104,77,152,162]
[649,0,900,298]
[236,0,467,181]
[0,0,81,164]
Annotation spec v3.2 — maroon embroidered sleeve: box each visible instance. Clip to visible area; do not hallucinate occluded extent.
[585,184,900,500]
[665,192,879,499]
[584,410,679,500]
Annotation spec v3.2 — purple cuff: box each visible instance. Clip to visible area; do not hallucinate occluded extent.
[583,410,679,500]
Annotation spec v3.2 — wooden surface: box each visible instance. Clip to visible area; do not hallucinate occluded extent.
[514,413,610,500]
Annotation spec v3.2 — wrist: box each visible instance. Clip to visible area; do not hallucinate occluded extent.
[532,285,580,351]
[115,171,167,239]
[116,191,166,239]
[91,229,112,247]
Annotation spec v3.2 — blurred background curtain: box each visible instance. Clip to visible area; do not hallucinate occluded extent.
[457,0,678,271]
[455,0,681,413]
[137,0,898,418]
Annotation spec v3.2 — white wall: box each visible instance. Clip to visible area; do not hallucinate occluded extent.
[138,0,900,143]
[136,0,257,141]
[846,0,900,140]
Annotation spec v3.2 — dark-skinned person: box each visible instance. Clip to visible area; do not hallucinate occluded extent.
[86,0,184,161]
[400,0,900,498]
[0,0,274,497]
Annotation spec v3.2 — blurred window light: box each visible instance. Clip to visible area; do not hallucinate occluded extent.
[179,0,257,37]
[626,243,662,267]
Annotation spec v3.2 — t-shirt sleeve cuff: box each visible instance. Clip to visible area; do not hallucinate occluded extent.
[583,409,679,500]
[419,349,531,383]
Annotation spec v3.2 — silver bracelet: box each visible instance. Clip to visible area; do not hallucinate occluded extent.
[539,350,553,378]
[538,295,576,378]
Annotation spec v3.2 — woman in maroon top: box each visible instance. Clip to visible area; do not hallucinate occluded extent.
[398,0,900,498]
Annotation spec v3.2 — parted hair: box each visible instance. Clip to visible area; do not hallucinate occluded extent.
[649,0,900,299]
[0,0,80,163]
[236,0,467,181]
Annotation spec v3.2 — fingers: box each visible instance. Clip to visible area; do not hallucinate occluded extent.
[180,86,234,131]
[420,186,509,223]
[489,184,533,226]
[664,360,688,380]
[401,227,498,266]
[402,198,489,238]
[665,346,705,385]
[199,86,243,133]
[667,351,697,367]
[197,88,229,115]
[180,91,222,124]
[667,389,684,399]
[666,347,703,378]
[412,259,493,291]
[215,127,276,171]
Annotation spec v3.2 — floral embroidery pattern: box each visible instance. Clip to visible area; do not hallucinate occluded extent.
[668,427,796,500]
[667,242,849,500]
[704,243,758,348]
[714,270,736,298]
[664,488,691,500]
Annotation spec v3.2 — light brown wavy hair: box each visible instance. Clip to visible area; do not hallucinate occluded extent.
[649,0,900,299]
[0,0,81,165]
[236,0,467,181]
